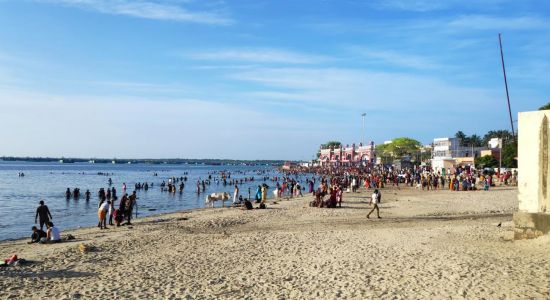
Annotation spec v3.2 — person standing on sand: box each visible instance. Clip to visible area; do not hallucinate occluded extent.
[261,184,268,204]
[126,191,137,225]
[233,185,239,204]
[35,200,53,231]
[108,196,116,226]
[98,200,110,229]
[367,189,381,219]
[255,185,262,203]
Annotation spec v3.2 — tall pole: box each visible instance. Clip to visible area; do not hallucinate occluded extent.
[361,113,366,145]
[499,138,502,175]
[498,33,515,138]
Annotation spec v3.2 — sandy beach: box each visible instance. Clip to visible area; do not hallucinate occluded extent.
[1,186,548,299]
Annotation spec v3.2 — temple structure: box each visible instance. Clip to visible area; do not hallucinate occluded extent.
[318,142,375,167]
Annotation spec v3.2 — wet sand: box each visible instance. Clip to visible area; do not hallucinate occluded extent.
[1,186,548,299]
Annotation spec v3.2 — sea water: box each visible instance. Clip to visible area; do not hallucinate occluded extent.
[0,161,287,240]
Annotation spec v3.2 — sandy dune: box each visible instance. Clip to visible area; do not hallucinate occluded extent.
[1,186,548,299]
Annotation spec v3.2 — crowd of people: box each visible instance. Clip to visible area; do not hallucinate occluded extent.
[26,164,515,244]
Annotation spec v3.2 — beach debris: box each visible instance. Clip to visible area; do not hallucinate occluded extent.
[78,243,96,254]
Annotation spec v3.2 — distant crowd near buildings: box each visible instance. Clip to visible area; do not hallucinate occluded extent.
[313,137,504,171]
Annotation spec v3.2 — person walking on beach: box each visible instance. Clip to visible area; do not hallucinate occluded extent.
[35,200,53,231]
[367,189,381,219]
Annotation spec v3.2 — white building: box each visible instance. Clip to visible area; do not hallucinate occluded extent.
[431,137,487,173]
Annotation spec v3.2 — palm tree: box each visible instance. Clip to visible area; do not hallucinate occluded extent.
[483,130,513,146]
[469,134,483,147]
[455,131,466,146]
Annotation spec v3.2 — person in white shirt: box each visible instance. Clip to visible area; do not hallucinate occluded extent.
[233,185,239,204]
[367,189,381,219]
[98,200,110,229]
[42,221,61,243]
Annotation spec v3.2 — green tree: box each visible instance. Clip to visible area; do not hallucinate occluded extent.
[469,134,483,147]
[375,137,422,163]
[320,141,341,149]
[455,131,466,146]
[475,155,499,168]
[539,103,550,110]
[502,142,518,168]
[482,130,514,146]
[317,141,342,158]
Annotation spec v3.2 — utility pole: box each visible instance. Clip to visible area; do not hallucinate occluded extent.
[361,113,366,145]
[498,33,515,139]
[499,138,503,175]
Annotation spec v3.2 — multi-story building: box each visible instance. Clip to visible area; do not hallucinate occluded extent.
[318,142,375,167]
[431,137,488,172]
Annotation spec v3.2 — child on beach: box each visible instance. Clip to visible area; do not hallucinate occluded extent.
[28,226,46,244]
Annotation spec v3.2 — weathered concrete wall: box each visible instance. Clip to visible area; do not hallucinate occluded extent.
[517,110,550,213]
[514,110,550,239]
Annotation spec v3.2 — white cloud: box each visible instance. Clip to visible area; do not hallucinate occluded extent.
[183,48,330,64]
[89,81,190,94]
[230,67,500,112]
[39,0,233,25]
[347,47,441,70]
[373,0,450,12]
[448,15,548,30]
[372,0,510,12]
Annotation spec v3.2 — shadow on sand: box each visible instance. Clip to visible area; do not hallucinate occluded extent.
[0,268,96,279]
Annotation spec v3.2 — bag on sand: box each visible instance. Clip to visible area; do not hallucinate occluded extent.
[259,203,266,209]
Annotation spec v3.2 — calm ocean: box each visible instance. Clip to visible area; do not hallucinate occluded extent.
[0,161,288,240]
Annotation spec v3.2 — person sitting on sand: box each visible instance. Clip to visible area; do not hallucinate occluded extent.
[41,222,61,243]
[29,226,47,244]
[242,199,253,210]
[312,189,324,208]
[325,187,337,208]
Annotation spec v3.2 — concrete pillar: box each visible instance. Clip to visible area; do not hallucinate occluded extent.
[513,110,550,239]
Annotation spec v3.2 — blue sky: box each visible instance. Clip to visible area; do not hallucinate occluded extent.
[0,0,548,160]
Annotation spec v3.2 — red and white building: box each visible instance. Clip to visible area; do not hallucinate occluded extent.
[318,142,376,167]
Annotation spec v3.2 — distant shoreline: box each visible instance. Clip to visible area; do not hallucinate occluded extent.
[0,157,287,166]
